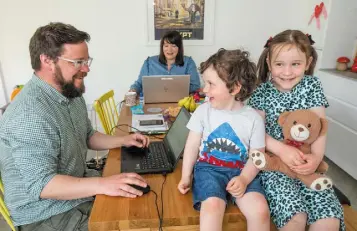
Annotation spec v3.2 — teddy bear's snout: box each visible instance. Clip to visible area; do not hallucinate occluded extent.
[298,127,304,132]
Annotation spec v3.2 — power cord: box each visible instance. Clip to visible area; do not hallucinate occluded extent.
[150,174,167,231]
[110,124,164,140]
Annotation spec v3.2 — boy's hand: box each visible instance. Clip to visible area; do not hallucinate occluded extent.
[178,176,191,194]
[226,175,248,198]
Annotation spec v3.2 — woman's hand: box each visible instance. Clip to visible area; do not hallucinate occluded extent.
[291,153,321,175]
[278,144,306,169]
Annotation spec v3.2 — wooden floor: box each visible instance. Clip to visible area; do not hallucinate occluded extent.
[103,205,357,231]
[344,205,357,231]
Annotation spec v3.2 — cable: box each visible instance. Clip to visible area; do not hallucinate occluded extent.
[150,174,167,231]
[160,174,167,230]
[110,124,164,140]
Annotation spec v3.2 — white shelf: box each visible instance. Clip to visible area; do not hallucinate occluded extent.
[320,68,357,81]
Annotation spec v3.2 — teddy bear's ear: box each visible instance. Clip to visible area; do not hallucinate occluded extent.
[319,118,328,136]
[278,111,291,126]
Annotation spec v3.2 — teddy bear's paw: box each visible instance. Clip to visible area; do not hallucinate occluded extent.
[249,150,266,169]
[310,177,333,191]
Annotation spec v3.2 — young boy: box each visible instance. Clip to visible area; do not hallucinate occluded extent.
[178,49,270,231]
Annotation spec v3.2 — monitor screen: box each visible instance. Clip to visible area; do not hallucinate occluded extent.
[164,107,190,160]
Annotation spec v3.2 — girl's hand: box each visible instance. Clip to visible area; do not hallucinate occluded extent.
[226,175,248,198]
[279,144,306,168]
[291,154,321,175]
[177,176,191,194]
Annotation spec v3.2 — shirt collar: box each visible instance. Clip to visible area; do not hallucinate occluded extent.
[32,74,70,105]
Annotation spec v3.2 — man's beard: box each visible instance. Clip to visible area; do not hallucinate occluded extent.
[54,65,85,98]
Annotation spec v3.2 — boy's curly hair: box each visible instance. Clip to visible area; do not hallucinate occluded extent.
[199,48,257,101]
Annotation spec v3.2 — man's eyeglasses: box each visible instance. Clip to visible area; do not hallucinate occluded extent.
[57,57,93,69]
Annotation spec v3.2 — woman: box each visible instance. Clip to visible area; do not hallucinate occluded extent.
[130,31,200,94]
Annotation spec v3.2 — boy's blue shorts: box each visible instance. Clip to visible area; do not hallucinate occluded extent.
[192,161,265,211]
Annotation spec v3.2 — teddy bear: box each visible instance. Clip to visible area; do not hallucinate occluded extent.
[249,109,333,191]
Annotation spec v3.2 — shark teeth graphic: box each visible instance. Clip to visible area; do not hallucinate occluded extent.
[207,138,240,154]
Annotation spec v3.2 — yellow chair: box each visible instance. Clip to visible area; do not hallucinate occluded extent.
[93,90,120,135]
[0,178,15,231]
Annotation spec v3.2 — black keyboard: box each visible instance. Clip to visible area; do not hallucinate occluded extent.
[140,142,170,170]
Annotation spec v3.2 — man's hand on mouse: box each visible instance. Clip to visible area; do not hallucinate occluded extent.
[120,133,150,148]
[98,173,148,198]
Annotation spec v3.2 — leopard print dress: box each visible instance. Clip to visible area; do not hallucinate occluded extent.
[248,75,345,230]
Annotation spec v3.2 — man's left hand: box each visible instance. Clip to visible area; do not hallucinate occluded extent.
[121,133,150,148]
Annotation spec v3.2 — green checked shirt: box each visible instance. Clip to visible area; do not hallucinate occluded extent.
[0,75,97,226]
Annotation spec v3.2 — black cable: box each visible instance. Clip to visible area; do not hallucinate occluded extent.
[160,174,167,230]
[150,190,163,231]
[149,174,167,231]
[110,124,164,140]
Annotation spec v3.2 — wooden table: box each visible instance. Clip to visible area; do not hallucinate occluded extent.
[88,103,357,231]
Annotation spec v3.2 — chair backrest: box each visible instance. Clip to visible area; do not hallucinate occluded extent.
[0,178,16,231]
[93,90,120,135]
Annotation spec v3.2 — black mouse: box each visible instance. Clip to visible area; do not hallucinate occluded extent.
[124,146,149,155]
[129,184,151,195]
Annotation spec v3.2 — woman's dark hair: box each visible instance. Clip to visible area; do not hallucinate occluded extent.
[257,29,318,83]
[200,48,257,101]
[29,22,90,71]
[159,31,184,66]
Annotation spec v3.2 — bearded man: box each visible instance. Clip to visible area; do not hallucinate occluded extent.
[0,22,150,231]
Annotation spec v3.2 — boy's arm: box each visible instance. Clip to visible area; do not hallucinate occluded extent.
[240,147,265,183]
[181,130,202,179]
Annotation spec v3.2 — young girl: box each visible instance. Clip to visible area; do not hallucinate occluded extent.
[248,30,345,231]
[178,49,270,231]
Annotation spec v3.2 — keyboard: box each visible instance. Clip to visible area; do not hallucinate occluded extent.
[140,142,170,170]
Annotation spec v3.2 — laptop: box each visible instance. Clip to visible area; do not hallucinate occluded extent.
[121,107,191,174]
[142,75,190,103]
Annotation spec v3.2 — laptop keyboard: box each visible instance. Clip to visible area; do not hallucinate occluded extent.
[140,142,170,170]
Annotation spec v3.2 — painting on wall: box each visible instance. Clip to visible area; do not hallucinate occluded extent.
[147,0,215,45]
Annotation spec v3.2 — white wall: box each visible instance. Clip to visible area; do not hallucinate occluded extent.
[0,0,311,105]
[320,0,357,68]
[0,61,9,106]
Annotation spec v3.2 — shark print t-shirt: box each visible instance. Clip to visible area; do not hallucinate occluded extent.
[187,102,265,169]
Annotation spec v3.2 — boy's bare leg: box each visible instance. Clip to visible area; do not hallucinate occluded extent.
[235,192,270,231]
[200,197,226,231]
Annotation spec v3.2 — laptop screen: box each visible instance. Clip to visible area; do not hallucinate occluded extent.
[164,107,190,161]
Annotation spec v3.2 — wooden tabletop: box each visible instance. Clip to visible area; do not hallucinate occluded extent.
[88,103,248,231]
[88,103,357,231]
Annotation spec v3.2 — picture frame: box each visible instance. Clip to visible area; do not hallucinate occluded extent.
[146,0,215,46]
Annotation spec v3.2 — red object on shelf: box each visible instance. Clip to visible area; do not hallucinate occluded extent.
[337,57,350,63]
[351,57,357,73]
[351,63,357,73]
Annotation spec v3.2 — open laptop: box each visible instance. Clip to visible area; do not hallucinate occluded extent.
[142,75,190,103]
[121,107,191,174]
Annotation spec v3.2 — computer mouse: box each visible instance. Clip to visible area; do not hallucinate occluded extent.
[129,184,151,195]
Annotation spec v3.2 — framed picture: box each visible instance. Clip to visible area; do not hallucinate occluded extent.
[146,0,215,46]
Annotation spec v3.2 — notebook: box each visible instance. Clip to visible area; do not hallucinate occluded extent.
[142,75,190,103]
[121,107,191,174]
